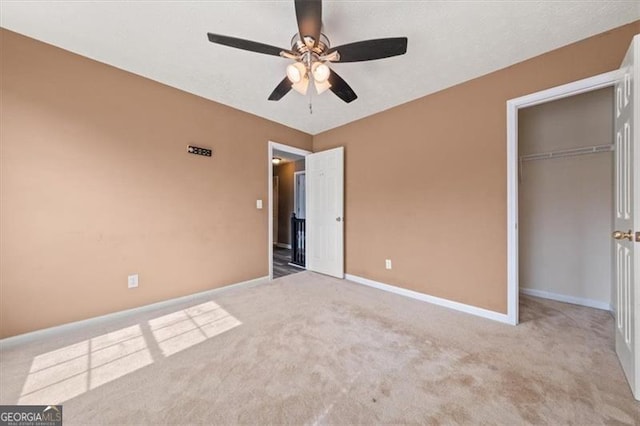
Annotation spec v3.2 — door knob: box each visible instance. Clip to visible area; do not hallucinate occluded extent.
[612,230,633,241]
[336,217,342,222]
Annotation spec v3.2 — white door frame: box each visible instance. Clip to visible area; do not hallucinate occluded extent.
[272,175,279,247]
[268,141,312,280]
[506,70,620,325]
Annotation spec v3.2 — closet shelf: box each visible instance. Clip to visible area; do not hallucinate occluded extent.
[520,144,613,162]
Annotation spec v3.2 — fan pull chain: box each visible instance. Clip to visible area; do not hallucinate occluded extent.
[308,86,313,114]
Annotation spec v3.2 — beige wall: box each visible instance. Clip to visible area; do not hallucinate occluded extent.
[0,29,312,338]
[313,21,639,314]
[518,88,613,307]
[274,162,295,245]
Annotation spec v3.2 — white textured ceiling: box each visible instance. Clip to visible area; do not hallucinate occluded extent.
[1,1,638,135]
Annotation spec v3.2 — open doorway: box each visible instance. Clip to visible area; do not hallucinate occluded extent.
[518,87,614,312]
[510,35,639,401]
[268,142,311,280]
[506,70,619,325]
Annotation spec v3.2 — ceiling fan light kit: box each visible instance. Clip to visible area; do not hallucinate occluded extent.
[207,0,408,104]
[286,53,333,95]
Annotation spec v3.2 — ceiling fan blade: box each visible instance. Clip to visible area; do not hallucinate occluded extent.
[328,37,408,63]
[294,0,322,47]
[268,77,293,101]
[328,70,357,103]
[207,33,291,57]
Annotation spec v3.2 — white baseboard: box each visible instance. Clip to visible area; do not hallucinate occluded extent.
[345,274,511,324]
[0,275,269,348]
[275,243,292,249]
[520,288,611,311]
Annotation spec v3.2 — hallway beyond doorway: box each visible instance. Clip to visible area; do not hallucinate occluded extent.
[273,247,303,279]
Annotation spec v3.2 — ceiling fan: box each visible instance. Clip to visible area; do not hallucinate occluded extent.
[207,0,408,103]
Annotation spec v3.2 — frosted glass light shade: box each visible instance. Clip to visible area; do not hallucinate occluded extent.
[286,62,306,83]
[314,79,331,95]
[292,77,309,95]
[312,62,330,83]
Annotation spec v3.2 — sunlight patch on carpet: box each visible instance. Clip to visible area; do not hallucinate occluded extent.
[17,300,242,405]
[148,301,241,357]
[18,325,153,404]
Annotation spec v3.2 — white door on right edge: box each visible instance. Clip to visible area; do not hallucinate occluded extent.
[613,34,639,401]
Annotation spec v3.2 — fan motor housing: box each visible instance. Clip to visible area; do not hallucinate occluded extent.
[290,33,330,56]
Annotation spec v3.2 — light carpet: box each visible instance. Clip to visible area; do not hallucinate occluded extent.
[1,271,639,424]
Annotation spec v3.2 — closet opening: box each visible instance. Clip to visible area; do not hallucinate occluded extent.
[517,87,615,315]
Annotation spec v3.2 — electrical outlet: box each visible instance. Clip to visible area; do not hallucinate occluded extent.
[128,274,139,289]
[256,200,263,209]
[385,259,392,270]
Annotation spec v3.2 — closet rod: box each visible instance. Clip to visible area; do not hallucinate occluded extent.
[520,144,613,162]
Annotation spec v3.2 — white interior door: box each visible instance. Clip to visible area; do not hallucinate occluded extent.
[613,35,639,400]
[306,147,344,278]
